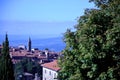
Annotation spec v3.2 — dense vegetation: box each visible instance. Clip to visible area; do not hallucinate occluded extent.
[14,58,42,80]
[58,0,120,80]
[0,34,15,80]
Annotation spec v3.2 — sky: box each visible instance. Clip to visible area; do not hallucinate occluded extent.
[0,0,95,38]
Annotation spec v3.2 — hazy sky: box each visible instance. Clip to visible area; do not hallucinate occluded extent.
[0,0,95,38]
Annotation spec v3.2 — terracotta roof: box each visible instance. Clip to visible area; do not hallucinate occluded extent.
[42,60,60,72]
[26,55,35,57]
[10,51,26,57]
[37,55,46,59]
[26,53,36,57]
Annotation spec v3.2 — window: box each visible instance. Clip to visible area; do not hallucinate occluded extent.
[49,71,51,75]
[45,70,46,74]
[44,78,46,80]
[54,73,56,78]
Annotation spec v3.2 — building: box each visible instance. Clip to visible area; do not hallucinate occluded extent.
[23,72,34,80]
[28,37,32,51]
[18,45,26,50]
[34,73,41,80]
[42,60,60,80]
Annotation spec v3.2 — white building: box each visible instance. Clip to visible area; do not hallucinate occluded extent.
[42,60,60,80]
[18,45,26,50]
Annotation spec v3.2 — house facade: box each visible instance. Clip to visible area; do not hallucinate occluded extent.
[42,60,60,80]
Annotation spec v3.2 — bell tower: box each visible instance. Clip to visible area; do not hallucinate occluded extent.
[28,37,31,51]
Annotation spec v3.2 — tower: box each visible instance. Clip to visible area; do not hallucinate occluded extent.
[28,37,31,51]
[45,49,49,60]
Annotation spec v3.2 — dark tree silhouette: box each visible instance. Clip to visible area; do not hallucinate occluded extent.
[0,34,15,80]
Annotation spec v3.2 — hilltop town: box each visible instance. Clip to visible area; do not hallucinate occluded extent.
[0,38,61,80]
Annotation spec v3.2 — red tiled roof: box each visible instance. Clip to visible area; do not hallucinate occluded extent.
[10,51,26,57]
[26,53,36,57]
[42,60,60,72]
[37,55,46,59]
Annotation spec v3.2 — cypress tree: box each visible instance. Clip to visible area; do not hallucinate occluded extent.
[0,34,15,80]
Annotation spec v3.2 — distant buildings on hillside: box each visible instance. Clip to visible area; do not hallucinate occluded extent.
[10,47,60,64]
[0,37,61,80]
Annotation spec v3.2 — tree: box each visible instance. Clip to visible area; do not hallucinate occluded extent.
[58,0,120,80]
[14,58,42,80]
[0,34,15,80]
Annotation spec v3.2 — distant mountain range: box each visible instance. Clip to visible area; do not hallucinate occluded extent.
[0,35,66,52]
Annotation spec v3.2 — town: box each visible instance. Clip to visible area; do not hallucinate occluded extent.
[0,38,61,80]
[1,0,120,80]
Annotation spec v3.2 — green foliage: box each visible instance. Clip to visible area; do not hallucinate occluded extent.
[58,0,120,80]
[14,58,42,80]
[0,34,15,80]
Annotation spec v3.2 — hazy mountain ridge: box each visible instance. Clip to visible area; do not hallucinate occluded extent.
[0,35,65,52]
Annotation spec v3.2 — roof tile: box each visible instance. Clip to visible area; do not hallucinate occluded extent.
[42,60,60,72]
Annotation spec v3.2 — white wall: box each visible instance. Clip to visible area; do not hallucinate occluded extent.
[43,67,58,80]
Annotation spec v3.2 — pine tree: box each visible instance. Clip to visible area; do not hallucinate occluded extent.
[58,0,120,80]
[0,34,15,80]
